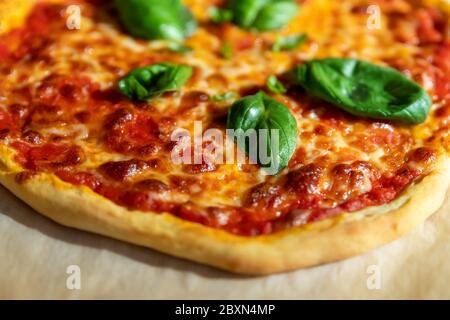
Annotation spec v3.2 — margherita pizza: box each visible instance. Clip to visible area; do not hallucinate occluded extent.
[0,0,449,274]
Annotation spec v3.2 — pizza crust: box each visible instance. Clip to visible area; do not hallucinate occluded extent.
[0,0,449,274]
[0,155,448,274]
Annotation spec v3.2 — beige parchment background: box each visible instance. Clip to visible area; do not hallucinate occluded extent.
[0,185,449,299]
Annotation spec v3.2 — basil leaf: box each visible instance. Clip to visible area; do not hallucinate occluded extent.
[267,75,287,94]
[209,7,234,23]
[252,1,299,31]
[228,0,299,31]
[211,92,236,102]
[293,58,432,124]
[115,0,197,41]
[167,42,193,54]
[272,33,308,52]
[227,92,298,175]
[220,42,234,59]
[118,63,193,101]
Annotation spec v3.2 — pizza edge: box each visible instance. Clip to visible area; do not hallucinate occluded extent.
[0,0,449,274]
[1,153,448,274]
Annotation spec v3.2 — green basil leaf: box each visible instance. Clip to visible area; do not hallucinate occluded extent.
[211,92,236,102]
[227,92,298,175]
[118,63,193,101]
[220,42,234,59]
[252,1,299,31]
[180,6,198,37]
[167,42,193,54]
[272,33,308,52]
[115,0,197,41]
[293,58,432,124]
[209,7,234,23]
[267,75,287,94]
[228,0,270,29]
[228,0,299,31]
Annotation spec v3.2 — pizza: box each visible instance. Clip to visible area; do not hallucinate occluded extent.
[0,0,448,274]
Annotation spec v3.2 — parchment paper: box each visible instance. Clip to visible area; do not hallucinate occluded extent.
[0,184,449,299]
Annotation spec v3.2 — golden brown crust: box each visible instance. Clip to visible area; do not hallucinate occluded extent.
[0,0,449,274]
[0,153,449,274]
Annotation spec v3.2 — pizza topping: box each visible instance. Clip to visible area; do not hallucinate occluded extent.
[36,76,98,107]
[211,92,236,102]
[272,33,308,52]
[115,0,197,41]
[56,171,102,190]
[0,1,448,237]
[99,160,150,182]
[227,92,298,174]
[0,109,14,132]
[118,63,193,101]
[15,171,38,184]
[286,164,324,195]
[266,75,287,94]
[293,58,432,124]
[406,147,436,171]
[416,7,445,45]
[182,161,218,174]
[11,142,84,171]
[224,0,299,32]
[134,179,170,192]
[434,41,450,100]
[169,175,201,193]
[328,161,378,202]
[103,109,163,155]
[219,42,234,60]
[21,131,43,145]
[245,182,282,208]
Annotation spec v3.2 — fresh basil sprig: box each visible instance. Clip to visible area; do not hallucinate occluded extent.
[211,92,236,102]
[226,0,299,31]
[267,75,286,94]
[293,58,432,124]
[209,6,234,23]
[227,92,298,175]
[272,33,308,52]
[118,63,193,101]
[115,0,197,41]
